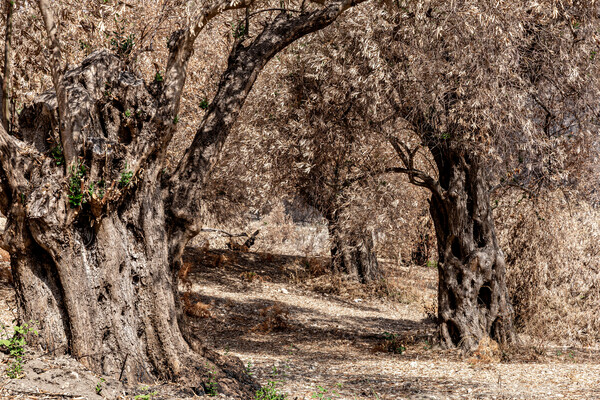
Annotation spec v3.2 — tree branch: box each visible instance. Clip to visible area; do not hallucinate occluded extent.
[166,0,368,252]
[37,0,74,167]
[156,0,256,139]
[0,123,39,201]
[2,0,14,132]
[387,136,445,199]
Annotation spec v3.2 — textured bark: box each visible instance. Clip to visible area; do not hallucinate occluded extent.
[0,0,367,393]
[428,143,515,350]
[0,52,257,394]
[2,0,13,132]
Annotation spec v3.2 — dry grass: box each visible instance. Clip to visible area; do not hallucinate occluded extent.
[468,337,502,364]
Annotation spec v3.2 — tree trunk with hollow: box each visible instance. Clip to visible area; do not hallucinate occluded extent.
[427,144,515,350]
[0,1,364,394]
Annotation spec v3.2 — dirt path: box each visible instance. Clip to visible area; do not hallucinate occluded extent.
[0,248,598,399]
[183,249,600,400]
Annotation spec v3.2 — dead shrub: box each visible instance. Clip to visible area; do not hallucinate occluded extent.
[215,254,230,269]
[251,304,289,333]
[495,190,600,345]
[240,271,263,283]
[305,257,330,277]
[374,332,406,354]
[422,301,438,322]
[468,336,501,364]
[182,292,212,318]
[227,238,249,252]
[178,262,193,289]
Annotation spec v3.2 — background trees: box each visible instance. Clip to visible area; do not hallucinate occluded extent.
[232,0,600,349]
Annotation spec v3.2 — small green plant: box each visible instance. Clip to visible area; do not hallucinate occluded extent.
[124,109,132,118]
[231,21,247,39]
[134,391,157,400]
[109,16,135,59]
[95,378,105,395]
[246,360,254,376]
[134,386,157,400]
[0,322,38,379]
[205,367,218,396]
[312,385,340,399]
[68,162,87,208]
[154,71,164,82]
[199,98,210,110]
[255,380,286,400]
[119,165,133,188]
[173,115,179,124]
[89,180,106,200]
[425,260,438,269]
[380,332,406,355]
[50,145,64,166]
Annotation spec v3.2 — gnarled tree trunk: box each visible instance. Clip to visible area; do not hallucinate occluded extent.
[3,52,255,395]
[0,0,366,394]
[428,145,515,350]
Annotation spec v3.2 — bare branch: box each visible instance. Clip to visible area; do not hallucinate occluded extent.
[2,0,14,132]
[37,0,74,167]
[167,0,368,250]
[156,0,256,129]
[387,136,444,199]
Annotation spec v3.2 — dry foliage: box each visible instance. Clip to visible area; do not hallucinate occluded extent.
[252,303,289,334]
[468,336,501,364]
[496,190,600,346]
[182,292,212,319]
[178,261,193,290]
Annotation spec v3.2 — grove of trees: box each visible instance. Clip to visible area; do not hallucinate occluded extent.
[1,0,599,395]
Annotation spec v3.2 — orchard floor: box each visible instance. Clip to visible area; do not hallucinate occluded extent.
[0,248,599,399]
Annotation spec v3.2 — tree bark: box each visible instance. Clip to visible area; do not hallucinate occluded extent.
[301,185,383,283]
[428,143,515,350]
[326,212,381,283]
[2,55,256,393]
[1,0,14,132]
[0,0,368,393]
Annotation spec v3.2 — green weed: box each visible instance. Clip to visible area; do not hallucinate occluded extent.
[50,145,64,166]
[205,365,218,396]
[68,162,87,208]
[95,378,105,395]
[109,16,135,59]
[119,165,133,188]
[255,380,286,400]
[0,322,38,379]
[312,385,340,399]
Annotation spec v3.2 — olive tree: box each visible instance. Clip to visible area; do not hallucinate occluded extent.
[0,0,369,394]
[256,0,600,350]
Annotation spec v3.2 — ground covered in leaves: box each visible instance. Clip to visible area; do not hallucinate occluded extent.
[0,248,599,399]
